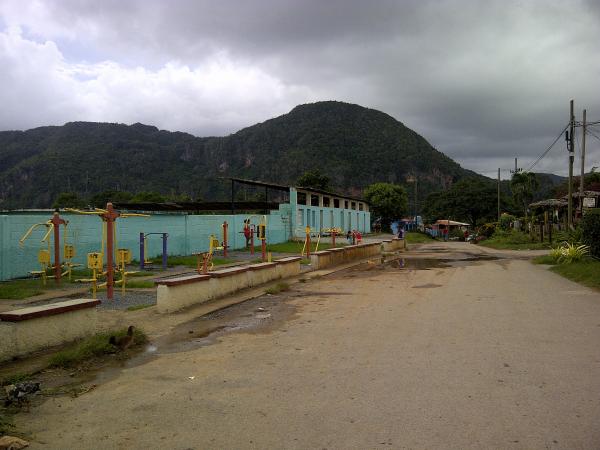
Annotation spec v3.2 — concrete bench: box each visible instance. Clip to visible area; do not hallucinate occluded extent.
[310,243,382,270]
[382,238,406,252]
[0,298,100,362]
[156,258,302,313]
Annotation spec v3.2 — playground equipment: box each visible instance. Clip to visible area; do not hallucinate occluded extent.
[301,226,323,257]
[66,203,148,300]
[323,227,342,248]
[18,212,81,285]
[193,221,229,274]
[257,216,268,262]
[139,232,168,271]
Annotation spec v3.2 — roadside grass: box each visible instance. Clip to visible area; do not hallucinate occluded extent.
[152,255,233,268]
[246,240,347,254]
[126,304,153,311]
[0,279,48,299]
[404,232,435,244]
[479,230,550,250]
[265,282,290,295]
[1,372,31,386]
[48,327,148,368]
[532,255,556,265]
[125,280,156,289]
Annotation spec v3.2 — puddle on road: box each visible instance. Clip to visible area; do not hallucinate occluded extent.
[327,253,503,280]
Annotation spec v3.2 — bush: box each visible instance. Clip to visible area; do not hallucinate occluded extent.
[554,227,583,245]
[550,243,590,264]
[479,223,497,238]
[491,229,532,244]
[449,228,466,240]
[581,209,600,257]
[499,214,516,230]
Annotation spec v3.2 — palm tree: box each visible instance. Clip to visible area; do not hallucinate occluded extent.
[510,172,539,216]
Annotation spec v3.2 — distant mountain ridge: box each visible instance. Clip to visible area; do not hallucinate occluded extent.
[1,101,493,208]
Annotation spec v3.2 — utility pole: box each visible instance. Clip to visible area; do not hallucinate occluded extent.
[497,168,501,221]
[567,99,575,229]
[514,158,518,173]
[579,109,587,211]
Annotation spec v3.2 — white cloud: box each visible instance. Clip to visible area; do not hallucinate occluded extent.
[0,27,315,135]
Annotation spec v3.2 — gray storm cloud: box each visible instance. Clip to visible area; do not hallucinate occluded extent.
[1,0,599,177]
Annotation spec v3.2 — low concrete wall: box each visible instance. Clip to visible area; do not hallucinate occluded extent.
[0,299,100,362]
[382,238,406,252]
[156,258,302,313]
[309,242,381,270]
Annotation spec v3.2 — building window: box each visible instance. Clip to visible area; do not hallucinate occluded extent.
[351,201,356,210]
[344,200,349,209]
[297,192,307,205]
[323,196,330,207]
[359,203,364,211]
[333,198,340,208]
[311,195,319,206]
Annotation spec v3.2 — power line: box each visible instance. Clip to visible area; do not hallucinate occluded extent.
[525,123,570,172]
[586,128,600,142]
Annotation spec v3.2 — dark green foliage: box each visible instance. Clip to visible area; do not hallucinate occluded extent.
[90,190,133,207]
[510,172,540,215]
[0,101,481,208]
[296,169,331,190]
[363,183,408,229]
[422,178,498,227]
[52,192,86,208]
[581,209,600,257]
[499,213,516,230]
[130,191,166,202]
[479,223,497,238]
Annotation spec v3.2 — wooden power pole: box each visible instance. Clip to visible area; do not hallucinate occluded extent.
[580,109,587,210]
[497,168,501,221]
[568,100,575,229]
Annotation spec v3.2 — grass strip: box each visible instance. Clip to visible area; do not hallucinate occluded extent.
[48,327,147,368]
[265,282,290,295]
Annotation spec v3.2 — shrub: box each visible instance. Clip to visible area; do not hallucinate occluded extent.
[550,242,590,264]
[479,223,497,238]
[581,209,600,258]
[554,226,583,245]
[499,214,516,230]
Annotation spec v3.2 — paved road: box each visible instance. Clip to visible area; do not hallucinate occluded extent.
[19,242,600,449]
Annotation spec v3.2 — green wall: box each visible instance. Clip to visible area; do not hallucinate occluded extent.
[0,209,290,281]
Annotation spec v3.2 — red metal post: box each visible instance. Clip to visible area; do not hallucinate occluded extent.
[50,212,66,284]
[102,203,120,300]
[222,221,228,258]
[306,230,311,258]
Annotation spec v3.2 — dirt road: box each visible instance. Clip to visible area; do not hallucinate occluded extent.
[17,242,600,449]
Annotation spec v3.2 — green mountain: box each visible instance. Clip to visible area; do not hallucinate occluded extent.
[1,101,482,208]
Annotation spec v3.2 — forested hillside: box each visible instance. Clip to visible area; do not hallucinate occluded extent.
[0,101,481,208]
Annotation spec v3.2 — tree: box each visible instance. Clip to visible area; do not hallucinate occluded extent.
[363,183,408,230]
[510,172,539,215]
[130,191,167,203]
[52,192,86,209]
[89,190,133,208]
[422,178,497,227]
[296,170,331,190]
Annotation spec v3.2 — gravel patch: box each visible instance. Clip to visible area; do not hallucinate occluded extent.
[95,290,157,310]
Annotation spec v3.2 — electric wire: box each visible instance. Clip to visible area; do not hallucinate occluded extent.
[525,123,570,172]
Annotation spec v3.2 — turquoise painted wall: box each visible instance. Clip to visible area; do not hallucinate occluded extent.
[288,187,370,236]
[0,209,290,281]
[293,205,371,235]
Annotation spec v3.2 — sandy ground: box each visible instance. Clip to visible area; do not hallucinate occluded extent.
[13,242,600,449]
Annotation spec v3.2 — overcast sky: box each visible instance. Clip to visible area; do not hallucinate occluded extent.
[1,0,599,178]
